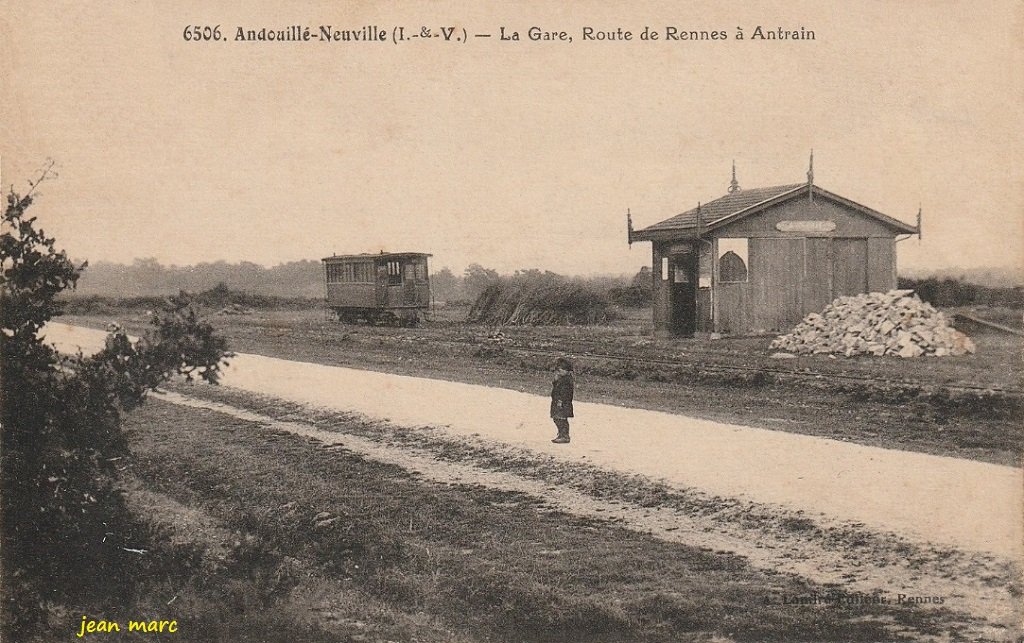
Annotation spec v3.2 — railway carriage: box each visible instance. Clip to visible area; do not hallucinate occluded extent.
[322,252,432,326]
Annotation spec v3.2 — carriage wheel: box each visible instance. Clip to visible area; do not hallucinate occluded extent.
[401,313,420,328]
[335,309,357,324]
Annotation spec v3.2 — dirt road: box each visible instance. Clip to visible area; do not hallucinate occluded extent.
[45,323,1022,560]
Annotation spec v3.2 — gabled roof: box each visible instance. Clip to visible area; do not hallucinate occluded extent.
[631,183,918,241]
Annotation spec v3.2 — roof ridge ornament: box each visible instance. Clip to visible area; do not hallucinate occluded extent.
[807,149,814,203]
[728,160,741,193]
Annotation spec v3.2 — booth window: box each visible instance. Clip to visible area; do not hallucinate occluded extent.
[718,238,749,283]
[699,244,712,288]
[672,262,690,283]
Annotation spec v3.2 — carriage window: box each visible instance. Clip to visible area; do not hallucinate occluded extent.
[352,262,371,283]
[387,260,402,286]
[414,261,426,282]
[326,262,374,283]
[718,238,749,283]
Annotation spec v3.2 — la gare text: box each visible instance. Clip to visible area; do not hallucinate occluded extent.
[493,26,815,42]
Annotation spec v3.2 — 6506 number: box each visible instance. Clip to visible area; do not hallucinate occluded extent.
[183,25,222,41]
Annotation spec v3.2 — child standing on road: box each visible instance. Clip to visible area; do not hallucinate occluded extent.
[550,357,574,444]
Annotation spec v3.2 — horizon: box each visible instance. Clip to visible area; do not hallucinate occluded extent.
[69,254,1023,287]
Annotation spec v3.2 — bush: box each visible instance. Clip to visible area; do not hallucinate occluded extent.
[59,284,321,315]
[0,177,230,637]
[898,276,1024,309]
[608,266,653,308]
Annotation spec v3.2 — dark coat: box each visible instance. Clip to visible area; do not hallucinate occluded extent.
[550,372,574,418]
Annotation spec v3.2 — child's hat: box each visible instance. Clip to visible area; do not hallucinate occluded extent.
[555,357,574,371]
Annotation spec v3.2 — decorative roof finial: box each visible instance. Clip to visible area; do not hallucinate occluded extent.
[728,160,741,193]
[807,149,815,203]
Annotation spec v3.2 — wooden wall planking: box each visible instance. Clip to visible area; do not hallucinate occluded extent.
[832,239,868,298]
[867,237,896,292]
[717,283,747,334]
[803,238,832,313]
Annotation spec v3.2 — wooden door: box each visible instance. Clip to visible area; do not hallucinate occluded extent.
[670,253,697,336]
[750,238,803,332]
[402,262,417,305]
[375,263,388,307]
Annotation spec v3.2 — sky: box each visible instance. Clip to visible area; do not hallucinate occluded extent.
[2,1,1022,278]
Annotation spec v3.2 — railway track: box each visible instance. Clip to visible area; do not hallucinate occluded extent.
[466,340,1023,397]
[334,324,1022,397]
[63,315,1024,398]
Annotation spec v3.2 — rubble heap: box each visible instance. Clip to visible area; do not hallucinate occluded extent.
[770,290,976,358]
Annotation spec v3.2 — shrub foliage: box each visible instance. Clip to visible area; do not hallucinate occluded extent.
[0,181,230,636]
[898,276,1024,309]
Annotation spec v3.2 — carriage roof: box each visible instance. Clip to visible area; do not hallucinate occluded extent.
[321,252,432,263]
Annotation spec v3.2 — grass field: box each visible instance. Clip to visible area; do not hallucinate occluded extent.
[64,397,989,642]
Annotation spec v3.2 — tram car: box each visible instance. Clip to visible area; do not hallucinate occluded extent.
[322,251,432,325]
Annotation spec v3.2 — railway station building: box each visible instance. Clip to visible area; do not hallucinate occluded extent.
[627,160,920,337]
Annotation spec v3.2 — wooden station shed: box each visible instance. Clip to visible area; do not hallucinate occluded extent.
[628,161,920,336]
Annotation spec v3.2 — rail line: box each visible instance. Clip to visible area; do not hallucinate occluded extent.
[406,333,1024,398]
[63,315,1023,398]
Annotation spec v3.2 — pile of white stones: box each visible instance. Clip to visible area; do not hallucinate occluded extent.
[770,290,976,358]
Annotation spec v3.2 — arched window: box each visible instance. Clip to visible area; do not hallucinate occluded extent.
[719,251,748,282]
[717,238,750,283]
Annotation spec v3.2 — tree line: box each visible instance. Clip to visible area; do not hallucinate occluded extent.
[71,257,1020,311]
[71,259,658,308]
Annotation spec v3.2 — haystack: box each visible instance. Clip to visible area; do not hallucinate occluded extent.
[468,274,611,325]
